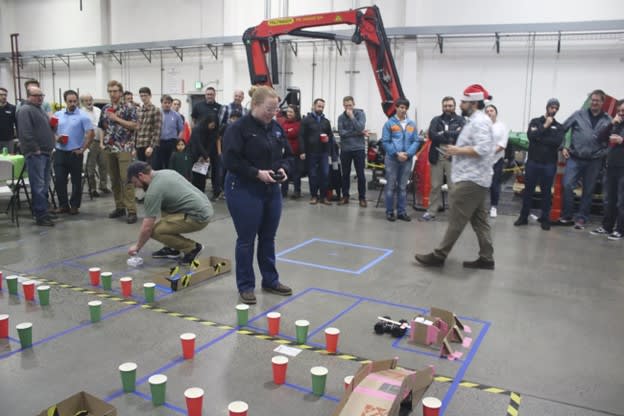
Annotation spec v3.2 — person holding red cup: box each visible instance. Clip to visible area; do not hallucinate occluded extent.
[52,90,95,216]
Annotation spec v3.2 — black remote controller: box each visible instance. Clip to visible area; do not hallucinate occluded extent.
[270,171,285,181]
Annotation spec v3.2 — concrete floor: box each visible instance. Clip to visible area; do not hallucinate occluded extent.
[0,182,623,416]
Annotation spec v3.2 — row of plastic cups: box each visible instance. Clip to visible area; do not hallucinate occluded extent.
[0,315,34,348]
[118,363,248,415]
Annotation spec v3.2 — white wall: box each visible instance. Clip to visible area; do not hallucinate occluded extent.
[1,0,622,131]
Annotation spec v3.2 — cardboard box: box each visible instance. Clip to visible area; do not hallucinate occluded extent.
[154,255,231,291]
[333,358,433,416]
[38,391,116,416]
[430,307,465,343]
[409,315,448,346]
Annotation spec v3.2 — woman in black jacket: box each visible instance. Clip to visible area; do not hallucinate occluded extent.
[189,113,219,192]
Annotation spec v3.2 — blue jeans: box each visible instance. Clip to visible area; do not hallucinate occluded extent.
[26,153,51,220]
[307,152,329,199]
[225,172,282,293]
[562,157,603,221]
[489,158,504,207]
[281,158,303,195]
[384,155,412,215]
[519,160,557,220]
[340,149,366,200]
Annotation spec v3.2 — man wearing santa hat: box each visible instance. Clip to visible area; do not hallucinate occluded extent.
[415,84,497,270]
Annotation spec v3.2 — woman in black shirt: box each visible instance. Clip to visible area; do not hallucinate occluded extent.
[223,86,293,304]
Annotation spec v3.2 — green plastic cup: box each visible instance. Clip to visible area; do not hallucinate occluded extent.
[101,272,113,291]
[89,300,102,323]
[143,282,156,303]
[236,304,249,326]
[148,374,167,406]
[37,285,50,306]
[311,366,328,396]
[295,320,310,344]
[6,275,18,295]
[119,362,137,393]
[16,322,33,348]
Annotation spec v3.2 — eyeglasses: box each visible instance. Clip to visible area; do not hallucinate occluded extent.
[30,94,45,97]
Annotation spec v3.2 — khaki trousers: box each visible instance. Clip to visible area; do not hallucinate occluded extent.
[428,158,452,215]
[152,213,209,253]
[86,141,108,191]
[105,150,136,213]
[434,181,494,261]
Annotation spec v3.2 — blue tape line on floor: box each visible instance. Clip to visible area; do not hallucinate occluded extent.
[131,390,186,414]
[440,320,491,415]
[277,258,362,274]
[307,299,363,338]
[0,304,138,360]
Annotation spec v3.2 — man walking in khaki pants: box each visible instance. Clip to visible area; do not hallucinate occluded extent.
[127,162,212,265]
[415,84,496,270]
[99,80,138,224]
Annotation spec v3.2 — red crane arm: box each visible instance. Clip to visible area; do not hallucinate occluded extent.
[243,6,405,117]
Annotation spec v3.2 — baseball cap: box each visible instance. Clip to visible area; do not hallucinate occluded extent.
[460,84,492,102]
[127,161,149,183]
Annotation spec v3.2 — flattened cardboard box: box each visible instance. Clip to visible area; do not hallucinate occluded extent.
[333,358,433,416]
[154,255,231,291]
[38,391,117,416]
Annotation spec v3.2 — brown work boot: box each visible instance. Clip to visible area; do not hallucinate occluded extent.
[359,199,368,208]
[69,207,79,215]
[338,197,349,205]
[309,197,318,205]
[320,199,332,206]
[239,291,257,305]
[262,283,293,296]
[462,257,495,270]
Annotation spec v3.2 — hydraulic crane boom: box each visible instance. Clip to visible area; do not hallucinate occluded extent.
[243,6,405,117]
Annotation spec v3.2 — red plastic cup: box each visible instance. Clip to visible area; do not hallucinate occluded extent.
[228,400,248,416]
[266,312,281,336]
[320,133,329,143]
[324,327,340,353]
[344,375,354,390]
[120,277,132,297]
[22,281,35,301]
[184,387,204,416]
[0,314,8,338]
[50,116,59,128]
[88,267,101,286]
[271,355,288,385]
[422,397,442,416]
[180,333,196,359]
[58,135,69,145]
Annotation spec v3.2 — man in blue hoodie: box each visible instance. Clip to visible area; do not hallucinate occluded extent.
[381,98,421,221]
[559,89,612,229]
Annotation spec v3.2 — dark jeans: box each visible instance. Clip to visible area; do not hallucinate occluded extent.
[490,158,504,207]
[307,152,329,199]
[225,172,282,293]
[340,149,366,200]
[384,154,412,215]
[281,158,303,196]
[519,160,557,221]
[602,165,624,234]
[26,153,51,220]
[192,171,207,193]
[155,139,177,170]
[54,150,83,209]
[562,156,603,221]
[210,150,223,196]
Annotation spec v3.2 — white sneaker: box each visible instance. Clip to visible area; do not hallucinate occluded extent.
[490,207,497,218]
[608,231,622,241]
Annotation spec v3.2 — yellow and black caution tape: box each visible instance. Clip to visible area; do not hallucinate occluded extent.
[28,274,521,413]
[506,392,522,416]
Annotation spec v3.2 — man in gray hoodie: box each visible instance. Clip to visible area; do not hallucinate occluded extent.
[337,96,368,207]
[16,86,55,226]
[559,89,612,229]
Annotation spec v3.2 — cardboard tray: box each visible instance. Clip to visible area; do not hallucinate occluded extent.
[153,255,231,291]
[38,391,117,416]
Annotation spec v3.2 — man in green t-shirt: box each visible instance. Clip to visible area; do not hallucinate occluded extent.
[126,161,213,264]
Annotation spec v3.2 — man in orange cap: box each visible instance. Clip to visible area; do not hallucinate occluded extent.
[415,84,497,270]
